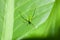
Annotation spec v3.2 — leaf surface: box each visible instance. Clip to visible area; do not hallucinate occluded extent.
[13,0,55,40]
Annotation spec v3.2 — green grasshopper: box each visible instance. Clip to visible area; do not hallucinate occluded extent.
[19,8,36,25]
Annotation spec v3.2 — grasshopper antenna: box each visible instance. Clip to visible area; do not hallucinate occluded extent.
[32,8,36,18]
[19,11,28,22]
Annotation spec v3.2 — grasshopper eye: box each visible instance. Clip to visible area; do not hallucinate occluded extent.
[28,20,31,24]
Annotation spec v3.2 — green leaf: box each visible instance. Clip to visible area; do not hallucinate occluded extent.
[22,0,60,39]
[13,0,55,40]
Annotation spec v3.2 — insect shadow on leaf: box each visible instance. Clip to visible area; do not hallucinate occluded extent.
[19,8,36,26]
